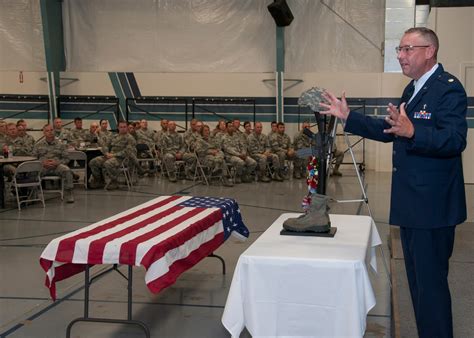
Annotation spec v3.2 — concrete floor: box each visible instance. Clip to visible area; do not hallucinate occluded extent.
[0,168,472,338]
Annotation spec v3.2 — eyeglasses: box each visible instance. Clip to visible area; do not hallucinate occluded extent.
[395,45,430,54]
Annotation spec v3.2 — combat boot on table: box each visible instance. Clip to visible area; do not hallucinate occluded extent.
[283,194,332,233]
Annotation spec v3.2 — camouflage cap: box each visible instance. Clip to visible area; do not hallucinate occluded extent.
[298,87,329,112]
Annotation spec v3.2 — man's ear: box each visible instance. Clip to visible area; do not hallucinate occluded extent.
[426,45,436,59]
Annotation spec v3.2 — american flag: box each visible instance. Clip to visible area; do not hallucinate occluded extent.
[39,195,248,300]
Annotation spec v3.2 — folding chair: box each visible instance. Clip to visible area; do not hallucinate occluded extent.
[12,160,45,210]
[193,153,209,185]
[42,174,64,201]
[68,150,88,189]
[118,157,133,190]
[136,143,159,176]
[163,156,186,181]
[224,160,237,183]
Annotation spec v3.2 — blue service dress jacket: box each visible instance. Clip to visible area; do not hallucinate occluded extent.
[344,64,467,228]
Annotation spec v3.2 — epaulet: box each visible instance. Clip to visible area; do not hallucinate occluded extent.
[436,72,460,86]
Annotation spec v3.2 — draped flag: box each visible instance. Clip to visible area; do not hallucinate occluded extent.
[40,195,248,300]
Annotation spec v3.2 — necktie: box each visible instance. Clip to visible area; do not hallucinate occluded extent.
[406,82,416,105]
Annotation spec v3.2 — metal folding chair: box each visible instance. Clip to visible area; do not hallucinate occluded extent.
[12,160,45,210]
[136,144,159,176]
[41,174,64,201]
[68,150,88,189]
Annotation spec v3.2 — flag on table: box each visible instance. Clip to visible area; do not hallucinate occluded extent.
[178,196,249,240]
[39,195,249,300]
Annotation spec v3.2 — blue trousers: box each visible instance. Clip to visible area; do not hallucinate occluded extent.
[400,226,456,338]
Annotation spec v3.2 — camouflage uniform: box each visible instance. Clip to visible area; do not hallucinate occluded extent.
[67,128,88,146]
[235,130,248,151]
[136,128,156,149]
[54,128,69,143]
[33,138,73,190]
[97,130,114,153]
[195,135,227,174]
[0,133,6,146]
[82,131,96,144]
[211,131,226,150]
[2,136,35,177]
[222,132,256,183]
[270,132,295,177]
[20,133,35,150]
[183,132,202,174]
[161,132,196,180]
[5,136,34,156]
[248,132,280,180]
[154,130,168,156]
[89,133,136,185]
[293,130,312,178]
[184,130,201,152]
[154,130,165,148]
[183,129,194,146]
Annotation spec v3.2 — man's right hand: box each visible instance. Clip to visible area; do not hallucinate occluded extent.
[42,159,58,169]
[320,91,350,121]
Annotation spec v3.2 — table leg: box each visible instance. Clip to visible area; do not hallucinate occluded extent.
[65,265,150,338]
[208,253,226,275]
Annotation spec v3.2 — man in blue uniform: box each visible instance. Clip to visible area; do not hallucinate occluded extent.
[320,27,467,338]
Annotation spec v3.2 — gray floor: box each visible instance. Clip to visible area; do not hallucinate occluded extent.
[0,168,472,338]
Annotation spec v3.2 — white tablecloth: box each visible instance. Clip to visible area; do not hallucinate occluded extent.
[222,213,382,338]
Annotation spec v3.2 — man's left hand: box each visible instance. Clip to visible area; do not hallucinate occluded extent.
[43,159,59,169]
[384,102,414,138]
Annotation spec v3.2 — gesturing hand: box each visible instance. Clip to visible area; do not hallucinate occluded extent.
[383,102,414,138]
[319,91,350,121]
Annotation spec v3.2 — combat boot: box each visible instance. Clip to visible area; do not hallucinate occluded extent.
[234,176,242,184]
[65,189,75,203]
[283,194,332,232]
[258,172,271,182]
[222,176,234,187]
[273,171,283,182]
[89,176,104,189]
[212,167,222,176]
[168,171,177,182]
[105,179,119,190]
[240,171,251,183]
[185,168,194,181]
[331,167,342,176]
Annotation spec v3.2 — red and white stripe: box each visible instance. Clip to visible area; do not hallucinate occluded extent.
[40,195,225,300]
